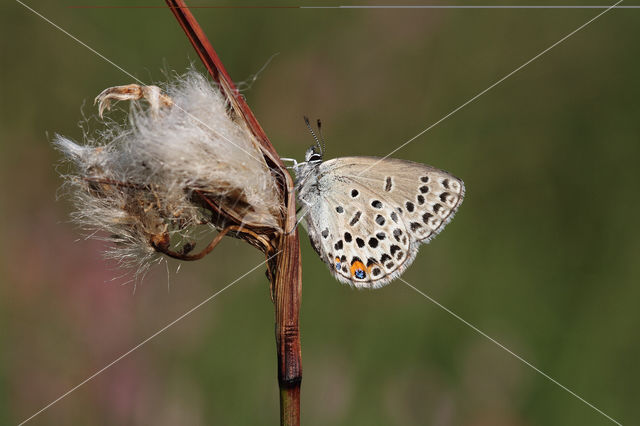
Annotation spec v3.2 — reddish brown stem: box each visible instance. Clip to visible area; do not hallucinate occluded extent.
[164,0,281,164]
[165,1,302,425]
[273,230,302,423]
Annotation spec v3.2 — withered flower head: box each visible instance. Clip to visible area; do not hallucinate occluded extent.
[54,71,282,278]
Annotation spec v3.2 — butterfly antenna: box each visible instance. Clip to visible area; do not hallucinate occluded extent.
[316,119,326,156]
[304,116,322,154]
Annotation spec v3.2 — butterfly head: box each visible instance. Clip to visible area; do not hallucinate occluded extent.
[292,117,325,192]
[294,145,323,194]
[304,145,323,163]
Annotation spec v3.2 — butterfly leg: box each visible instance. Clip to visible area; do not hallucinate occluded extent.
[280,157,298,166]
[280,157,301,174]
[94,84,173,118]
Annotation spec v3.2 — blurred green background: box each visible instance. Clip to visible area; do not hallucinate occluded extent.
[2,1,639,425]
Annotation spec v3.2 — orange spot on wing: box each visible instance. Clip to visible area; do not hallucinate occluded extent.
[350,260,366,277]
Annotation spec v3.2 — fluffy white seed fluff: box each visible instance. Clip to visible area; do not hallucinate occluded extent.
[54,71,281,277]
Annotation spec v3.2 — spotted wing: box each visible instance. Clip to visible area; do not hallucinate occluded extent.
[304,156,464,288]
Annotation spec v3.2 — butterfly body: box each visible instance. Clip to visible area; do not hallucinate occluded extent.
[294,147,465,289]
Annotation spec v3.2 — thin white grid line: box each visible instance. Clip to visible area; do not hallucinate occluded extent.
[58,4,640,9]
[17,253,278,426]
[15,0,265,166]
[303,4,639,8]
[356,0,622,177]
[400,277,623,425]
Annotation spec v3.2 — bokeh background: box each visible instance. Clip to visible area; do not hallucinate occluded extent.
[2,1,639,425]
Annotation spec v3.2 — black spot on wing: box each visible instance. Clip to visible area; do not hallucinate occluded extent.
[349,211,361,226]
[385,177,392,191]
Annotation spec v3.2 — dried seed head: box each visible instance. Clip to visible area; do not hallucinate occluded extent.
[54,70,282,277]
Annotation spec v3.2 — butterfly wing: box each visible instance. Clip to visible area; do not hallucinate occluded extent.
[302,156,464,288]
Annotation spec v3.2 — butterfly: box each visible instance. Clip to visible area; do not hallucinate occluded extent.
[285,118,465,289]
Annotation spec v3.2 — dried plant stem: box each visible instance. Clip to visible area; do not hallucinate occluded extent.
[165,1,302,424]
[274,230,302,424]
[151,226,231,261]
